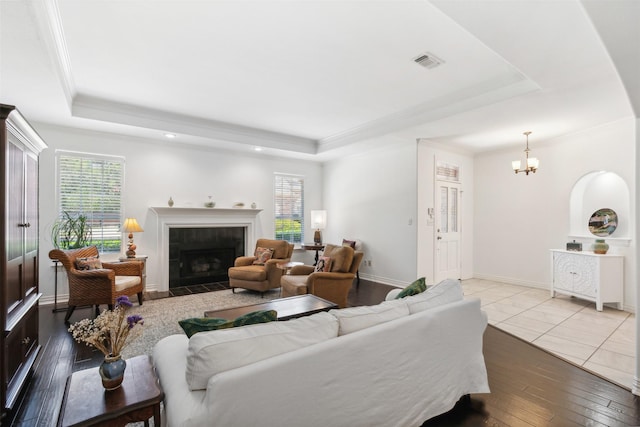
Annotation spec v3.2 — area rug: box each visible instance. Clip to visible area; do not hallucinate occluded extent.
[121,288,280,359]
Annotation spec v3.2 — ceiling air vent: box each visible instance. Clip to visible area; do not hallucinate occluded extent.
[413,52,444,69]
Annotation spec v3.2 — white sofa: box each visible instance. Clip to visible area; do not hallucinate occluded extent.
[153,280,490,427]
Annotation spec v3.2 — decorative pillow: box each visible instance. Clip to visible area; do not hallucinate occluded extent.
[314,256,332,273]
[178,310,278,338]
[395,277,427,299]
[186,311,339,390]
[327,245,354,273]
[342,239,357,249]
[253,247,274,265]
[178,318,231,338]
[75,256,102,271]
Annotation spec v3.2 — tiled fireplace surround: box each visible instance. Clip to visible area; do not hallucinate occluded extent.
[150,207,262,293]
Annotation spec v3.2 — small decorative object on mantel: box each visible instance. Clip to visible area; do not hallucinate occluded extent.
[251,202,257,209]
[168,197,174,207]
[204,196,215,208]
[68,296,144,390]
[233,202,245,209]
[593,239,609,255]
[566,240,582,251]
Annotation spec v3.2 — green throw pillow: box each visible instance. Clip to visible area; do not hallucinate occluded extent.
[395,277,427,299]
[178,309,278,338]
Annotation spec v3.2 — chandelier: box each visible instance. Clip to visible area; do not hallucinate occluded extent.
[511,131,539,175]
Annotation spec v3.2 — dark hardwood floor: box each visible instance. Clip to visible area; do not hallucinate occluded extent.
[4,279,640,426]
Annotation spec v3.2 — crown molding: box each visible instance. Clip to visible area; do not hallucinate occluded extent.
[71,94,318,154]
[317,71,539,153]
[30,0,76,107]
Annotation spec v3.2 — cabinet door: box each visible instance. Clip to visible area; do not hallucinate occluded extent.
[553,253,575,292]
[23,152,38,297]
[572,256,597,297]
[5,139,24,313]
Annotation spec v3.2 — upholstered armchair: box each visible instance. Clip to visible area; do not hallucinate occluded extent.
[228,238,294,296]
[281,244,363,308]
[49,246,144,322]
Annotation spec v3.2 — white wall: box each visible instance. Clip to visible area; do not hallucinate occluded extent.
[474,118,637,311]
[322,136,418,286]
[416,142,475,285]
[37,125,323,303]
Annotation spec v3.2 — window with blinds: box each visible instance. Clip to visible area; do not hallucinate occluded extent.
[56,151,124,253]
[274,173,304,244]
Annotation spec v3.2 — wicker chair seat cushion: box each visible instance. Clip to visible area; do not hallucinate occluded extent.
[115,275,142,291]
[228,265,267,282]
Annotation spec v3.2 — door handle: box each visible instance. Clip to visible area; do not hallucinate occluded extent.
[437,236,442,240]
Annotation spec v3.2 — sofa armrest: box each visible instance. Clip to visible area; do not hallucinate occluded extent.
[102,261,143,276]
[234,256,256,267]
[289,265,315,275]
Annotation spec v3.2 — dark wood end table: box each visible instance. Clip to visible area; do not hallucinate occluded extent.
[301,243,325,265]
[57,355,164,427]
[204,294,338,321]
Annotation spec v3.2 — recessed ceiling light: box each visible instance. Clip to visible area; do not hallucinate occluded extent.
[164,133,176,139]
[254,147,263,152]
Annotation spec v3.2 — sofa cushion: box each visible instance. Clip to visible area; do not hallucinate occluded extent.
[75,255,102,270]
[186,311,339,390]
[228,265,267,281]
[326,245,354,273]
[405,279,463,314]
[314,256,332,273]
[329,298,409,335]
[178,310,278,338]
[396,277,427,299]
[253,247,273,265]
[114,275,141,291]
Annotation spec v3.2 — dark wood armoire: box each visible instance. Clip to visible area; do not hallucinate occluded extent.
[0,104,47,416]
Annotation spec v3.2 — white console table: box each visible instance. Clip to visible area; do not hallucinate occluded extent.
[550,249,623,311]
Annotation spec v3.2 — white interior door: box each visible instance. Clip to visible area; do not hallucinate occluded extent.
[435,182,461,282]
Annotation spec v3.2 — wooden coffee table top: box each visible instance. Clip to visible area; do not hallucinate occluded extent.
[58,355,164,427]
[204,294,338,321]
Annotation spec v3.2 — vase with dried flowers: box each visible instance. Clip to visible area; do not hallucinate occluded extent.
[68,295,144,390]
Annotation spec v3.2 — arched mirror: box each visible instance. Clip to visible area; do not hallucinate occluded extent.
[588,208,618,237]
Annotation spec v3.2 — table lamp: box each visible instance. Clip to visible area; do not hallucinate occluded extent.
[123,217,144,258]
[310,210,327,245]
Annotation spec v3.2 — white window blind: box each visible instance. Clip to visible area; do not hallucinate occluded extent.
[274,174,304,244]
[56,151,124,253]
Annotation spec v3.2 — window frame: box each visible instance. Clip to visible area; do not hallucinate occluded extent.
[54,150,125,253]
[274,173,304,245]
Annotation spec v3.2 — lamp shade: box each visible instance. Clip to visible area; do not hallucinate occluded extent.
[123,218,144,233]
[310,210,327,230]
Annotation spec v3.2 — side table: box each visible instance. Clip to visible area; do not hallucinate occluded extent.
[301,243,325,266]
[57,355,164,427]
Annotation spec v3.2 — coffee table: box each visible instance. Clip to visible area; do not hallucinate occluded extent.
[204,294,338,321]
[57,355,163,427]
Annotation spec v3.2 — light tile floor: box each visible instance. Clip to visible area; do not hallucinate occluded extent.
[463,278,635,389]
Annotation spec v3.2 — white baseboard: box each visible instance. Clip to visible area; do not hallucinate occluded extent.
[471,273,548,290]
[357,273,405,288]
[471,273,636,313]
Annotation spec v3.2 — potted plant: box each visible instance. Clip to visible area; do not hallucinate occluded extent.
[51,211,92,249]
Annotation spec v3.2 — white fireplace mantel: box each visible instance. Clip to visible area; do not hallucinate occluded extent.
[150,206,263,291]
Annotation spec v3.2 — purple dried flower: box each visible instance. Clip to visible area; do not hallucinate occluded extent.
[127,314,144,329]
[115,295,133,308]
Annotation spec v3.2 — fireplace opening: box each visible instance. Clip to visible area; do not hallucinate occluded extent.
[169,226,244,288]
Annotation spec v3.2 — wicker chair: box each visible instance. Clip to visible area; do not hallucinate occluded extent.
[49,246,144,322]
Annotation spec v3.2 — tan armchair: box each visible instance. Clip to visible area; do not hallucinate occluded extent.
[228,238,294,296]
[281,244,363,308]
[49,246,144,322]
